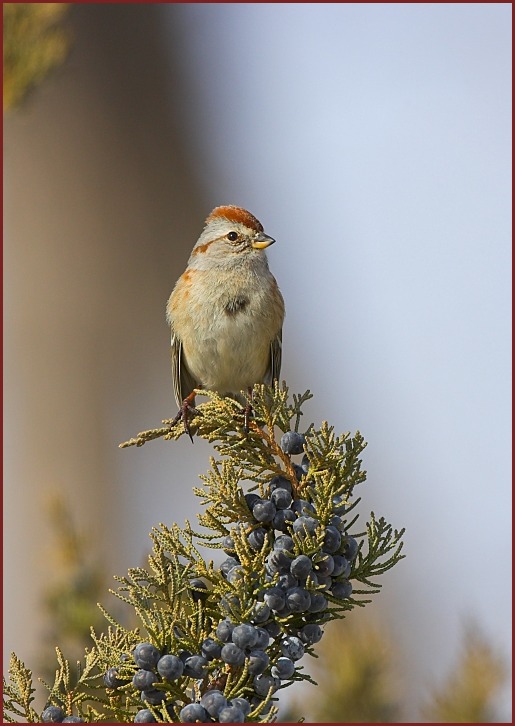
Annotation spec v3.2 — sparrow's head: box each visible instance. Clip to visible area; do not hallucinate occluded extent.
[189,205,275,269]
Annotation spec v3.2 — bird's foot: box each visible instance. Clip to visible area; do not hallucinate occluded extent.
[242,387,254,434]
[231,388,255,434]
[171,391,198,443]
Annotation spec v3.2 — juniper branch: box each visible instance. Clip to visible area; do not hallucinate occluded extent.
[4,382,405,723]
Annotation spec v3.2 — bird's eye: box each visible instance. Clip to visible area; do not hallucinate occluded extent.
[227,231,239,242]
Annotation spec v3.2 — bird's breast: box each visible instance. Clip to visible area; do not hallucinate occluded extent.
[168,266,282,393]
[223,296,250,315]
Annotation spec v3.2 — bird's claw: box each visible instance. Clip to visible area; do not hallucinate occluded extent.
[243,402,253,434]
[241,386,254,434]
[172,393,198,443]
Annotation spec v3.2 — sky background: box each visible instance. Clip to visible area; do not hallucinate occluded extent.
[4,3,511,720]
[156,2,512,713]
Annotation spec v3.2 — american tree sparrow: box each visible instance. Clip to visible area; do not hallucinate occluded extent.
[166,205,284,435]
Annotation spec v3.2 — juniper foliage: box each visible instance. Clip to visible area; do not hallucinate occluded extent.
[3,383,405,723]
[3,3,70,111]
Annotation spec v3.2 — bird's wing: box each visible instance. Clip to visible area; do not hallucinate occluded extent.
[266,328,283,385]
[170,328,198,406]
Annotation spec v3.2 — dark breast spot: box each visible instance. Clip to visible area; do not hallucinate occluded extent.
[224,296,250,315]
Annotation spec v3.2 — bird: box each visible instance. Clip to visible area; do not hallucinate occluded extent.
[166,205,284,437]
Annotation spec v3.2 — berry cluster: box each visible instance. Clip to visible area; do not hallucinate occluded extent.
[104,638,256,723]
[214,432,358,699]
[96,429,359,723]
[41,706,84,723]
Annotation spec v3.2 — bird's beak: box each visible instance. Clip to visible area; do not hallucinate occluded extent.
[252,233,275,249]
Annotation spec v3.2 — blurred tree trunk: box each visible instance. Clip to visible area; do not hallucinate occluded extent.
[3,3,206,684]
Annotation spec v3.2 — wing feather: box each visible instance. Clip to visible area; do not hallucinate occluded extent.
[170,329,198,406]
[265,328,282,385]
